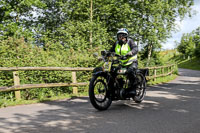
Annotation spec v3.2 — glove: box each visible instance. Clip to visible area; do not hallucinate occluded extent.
[98,57,103,61]
[125,51,133,57]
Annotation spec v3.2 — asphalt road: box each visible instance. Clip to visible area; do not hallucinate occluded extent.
[0,68,199,133]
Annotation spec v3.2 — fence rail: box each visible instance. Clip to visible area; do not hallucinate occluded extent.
[0,64,176,99]
[0,67,94,71]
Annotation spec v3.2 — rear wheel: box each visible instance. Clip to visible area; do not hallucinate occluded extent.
[133,73,146,103]
[89,75,112,110]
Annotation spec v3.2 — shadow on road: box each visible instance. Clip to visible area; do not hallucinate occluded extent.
[0,97,160,133]
[0,69,200,133]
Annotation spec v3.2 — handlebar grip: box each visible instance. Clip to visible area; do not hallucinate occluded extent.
[114,53,120,57]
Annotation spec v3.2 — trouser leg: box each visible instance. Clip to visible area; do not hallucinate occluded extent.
[126,61,138,95]
[127,61,138,79]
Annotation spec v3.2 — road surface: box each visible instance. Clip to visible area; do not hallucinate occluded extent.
[0,68,199,133]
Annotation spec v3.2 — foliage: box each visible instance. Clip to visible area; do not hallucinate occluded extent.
[177,33,195,57]
[1,0,194,49]
[177,27,200,58]
[0,0,46,40]
[0,37,99,100]
[0,0,195,103]
[148,74,177,85]
[194,44,200,58]
[178,57,200,71]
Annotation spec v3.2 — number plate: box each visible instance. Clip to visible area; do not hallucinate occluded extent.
[117,68,127,74]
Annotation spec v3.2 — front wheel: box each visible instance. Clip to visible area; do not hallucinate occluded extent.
[89,75,112,110]
[133,73,147,103]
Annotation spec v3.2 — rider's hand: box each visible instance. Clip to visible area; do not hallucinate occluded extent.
[125,51,133,57]
[98,57,103,61]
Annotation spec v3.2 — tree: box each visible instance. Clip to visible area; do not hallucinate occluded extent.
[177,26,200,59]
[127,0,194,66]
[0,0,195,62]
[0,0,46,40]
[193,27,200,58]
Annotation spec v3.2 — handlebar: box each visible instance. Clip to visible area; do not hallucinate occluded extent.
[114,53,128,60]
[100,51,128,63]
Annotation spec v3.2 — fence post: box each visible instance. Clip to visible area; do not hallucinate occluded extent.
[72,71,78,95]
[170,65,172,76]
[154,68,157,82]
[162,67,164,80]
[167,66,169,75]
[13,71,21,100]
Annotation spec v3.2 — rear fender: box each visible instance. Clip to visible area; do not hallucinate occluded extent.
[137,69,149,76]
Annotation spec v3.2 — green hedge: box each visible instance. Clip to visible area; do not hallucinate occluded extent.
[0,37,99,101]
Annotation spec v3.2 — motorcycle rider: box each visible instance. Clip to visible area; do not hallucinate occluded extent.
[109,28,138,95]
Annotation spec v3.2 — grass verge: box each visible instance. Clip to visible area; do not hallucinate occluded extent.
[0,74,178,108]
[147,74,177,86]
[178,57,200,71]
[0,92,88,108]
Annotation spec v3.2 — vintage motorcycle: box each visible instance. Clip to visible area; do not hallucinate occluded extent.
[89,51,149,110]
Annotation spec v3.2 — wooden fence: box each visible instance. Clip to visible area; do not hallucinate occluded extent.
[0,64,176,99]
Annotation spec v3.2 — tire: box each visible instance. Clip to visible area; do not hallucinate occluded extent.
[133,73,146,103]
[89,75,112,110]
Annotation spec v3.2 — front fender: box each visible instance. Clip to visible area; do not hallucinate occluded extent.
[91,68,114,88]
[92,71,114,96]
[93,71,108,77]
[92,67,108,77]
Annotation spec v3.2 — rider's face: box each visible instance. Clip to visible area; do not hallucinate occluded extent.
[118,36,126,41]
[118,34,127,42]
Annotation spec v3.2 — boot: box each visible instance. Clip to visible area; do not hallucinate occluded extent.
[128,89,136,97]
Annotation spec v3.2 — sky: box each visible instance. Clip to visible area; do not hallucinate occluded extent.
[162,0,200,49]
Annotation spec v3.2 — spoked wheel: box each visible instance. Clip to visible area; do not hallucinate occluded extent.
[133,73,146,103]
[89,75,112,110]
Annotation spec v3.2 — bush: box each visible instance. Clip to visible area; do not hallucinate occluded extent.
[0,37,102,100]
[194,43,200,58]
